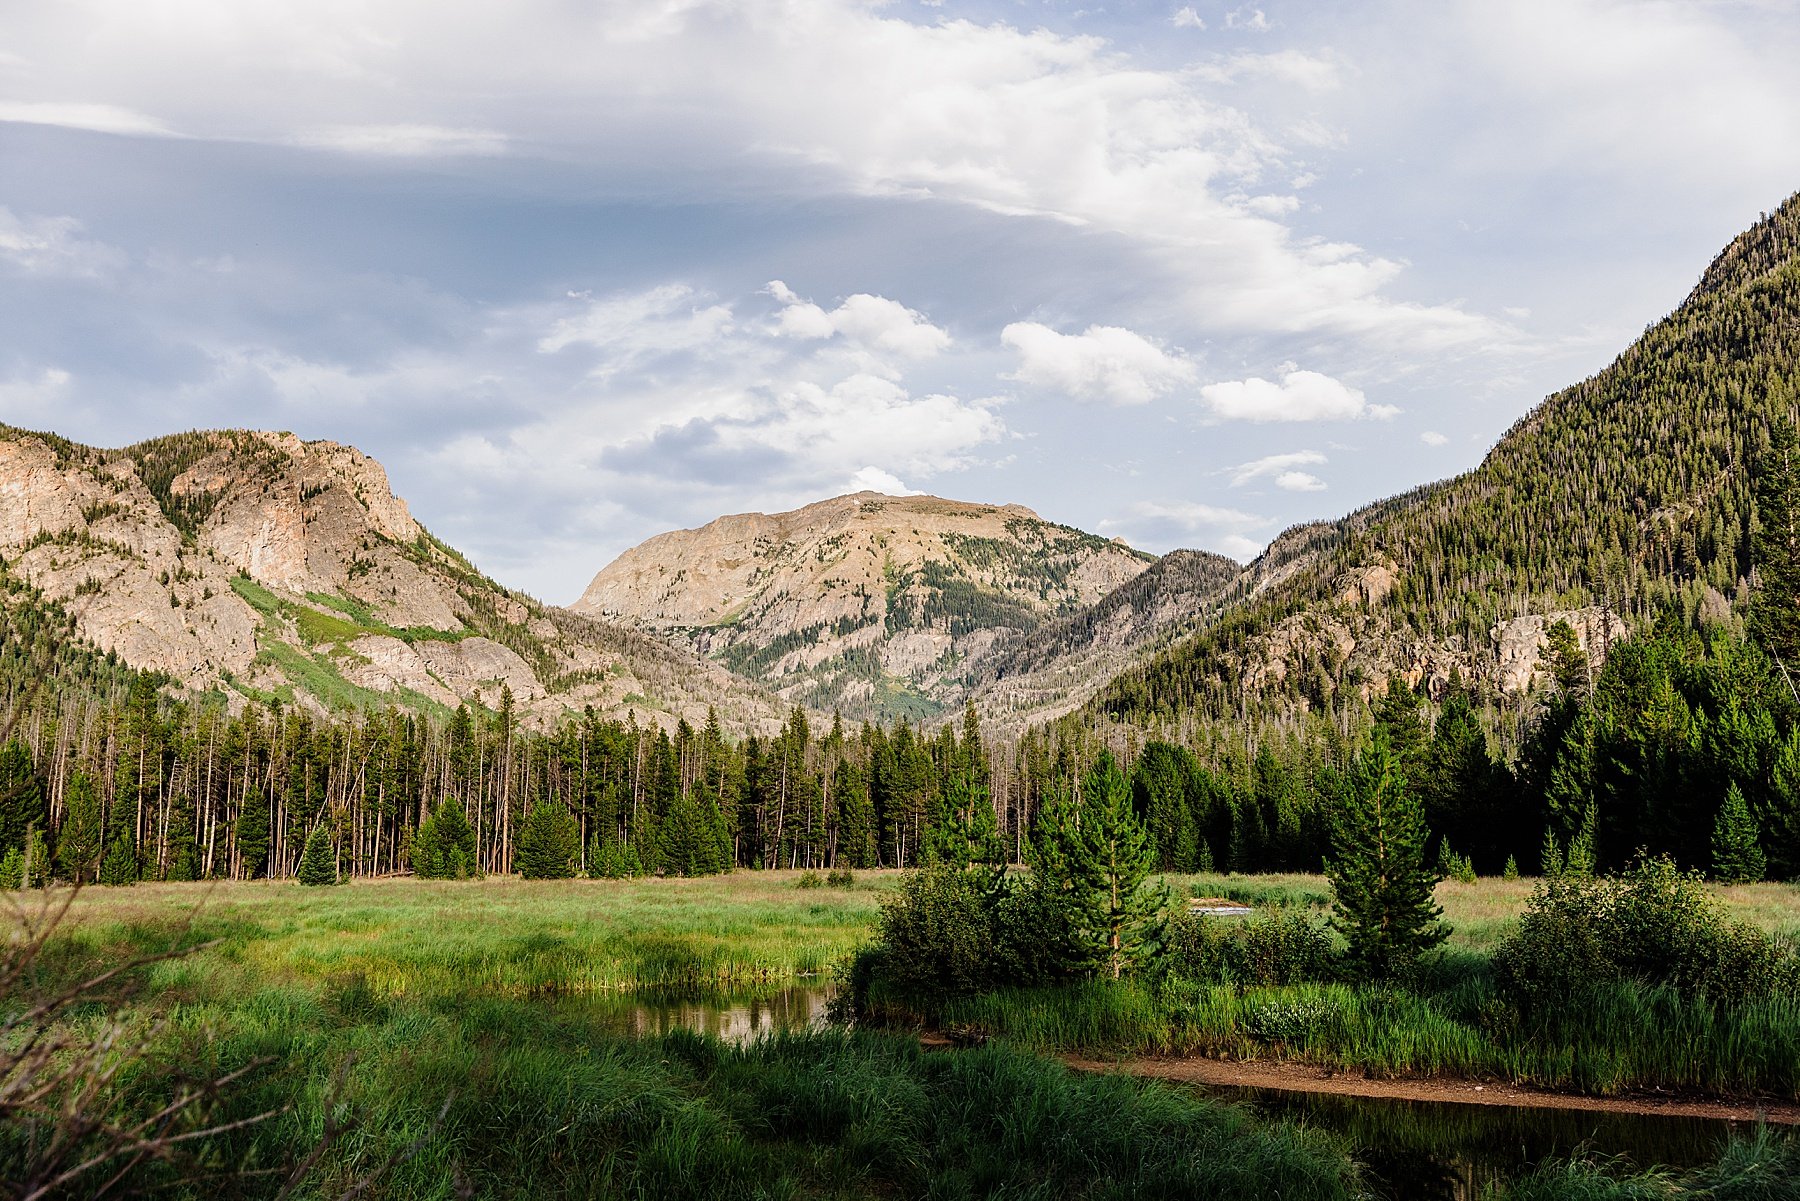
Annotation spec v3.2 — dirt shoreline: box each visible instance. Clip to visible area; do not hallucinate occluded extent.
[1062,1054,1800,1125]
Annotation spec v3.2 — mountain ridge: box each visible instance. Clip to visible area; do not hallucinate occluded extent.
[574,489,1160,721]
[0,425,787,734]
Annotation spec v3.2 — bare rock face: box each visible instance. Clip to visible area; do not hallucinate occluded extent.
[0,426,786,735]
[574,492,1156,720]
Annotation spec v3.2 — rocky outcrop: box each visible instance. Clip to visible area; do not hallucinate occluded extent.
[575,492,1156,720]
[0,426,785,734]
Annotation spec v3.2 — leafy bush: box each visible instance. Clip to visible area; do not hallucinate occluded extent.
[1166,908,1336,986]
[1496,858,1799,1008]
[867,866,993,997]
[796,869,825,889]
[825,867,855,888]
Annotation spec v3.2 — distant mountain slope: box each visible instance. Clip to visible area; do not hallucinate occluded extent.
[573,491,1155,720]
[1095,193,1800,729]
[0,427,785,733]
[961,548,1242,731]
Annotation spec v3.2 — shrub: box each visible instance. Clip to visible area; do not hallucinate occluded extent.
[796,869,825,889]
[826,867,855,888]
[1166,908,1336,986]
[867,866,995,997]
[1496,857,1798,1008]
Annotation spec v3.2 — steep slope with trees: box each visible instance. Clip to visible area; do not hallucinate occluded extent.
[1096,194,1800,736]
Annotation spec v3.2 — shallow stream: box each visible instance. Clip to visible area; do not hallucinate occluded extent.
[571,985,1772,1198]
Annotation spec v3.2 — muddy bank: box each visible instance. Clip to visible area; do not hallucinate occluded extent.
[1063,1054,1800,1125]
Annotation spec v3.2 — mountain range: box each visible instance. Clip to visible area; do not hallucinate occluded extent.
[6,190,1798,739]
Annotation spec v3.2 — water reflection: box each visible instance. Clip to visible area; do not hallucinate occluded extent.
[1200,1084,1759,1201]
[565,984,834,1045]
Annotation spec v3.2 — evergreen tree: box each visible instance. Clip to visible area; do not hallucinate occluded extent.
[57,772,102,883]
[414,800,477,879]
[1711,783,1767,884]
[1543,620,1591,697]
[0,847,20,890]
[1326,728,1447,979]
[98,824,137,886]
[0,739,45,853]
[1073,751,1165,979]
[516,801,579,879]
[236,794,271,879]
[1751,414,1800,666]
[21,825,49,887]
[297,826,338,886]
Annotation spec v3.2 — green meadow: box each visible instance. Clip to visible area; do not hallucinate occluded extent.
[11,871,1800,1199]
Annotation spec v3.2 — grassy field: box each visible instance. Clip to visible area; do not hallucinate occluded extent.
[45,869,900,998]
[12,870,1800,1196]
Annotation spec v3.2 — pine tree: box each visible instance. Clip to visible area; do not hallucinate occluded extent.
[413,800,477,879]
[0,739,45,854]
[1751,414,1800,666]
[1073,751,1165,979]
[297,826,338,886]
[1326,728,1447,979]
[1711,783,1766,884]
[56,772,103,883]
[98,825,137,886]
[0,848,20,890]
[22,825,49,887]
[516,801,579,879]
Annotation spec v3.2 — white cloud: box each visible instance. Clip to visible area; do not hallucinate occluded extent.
[1002,322,1197,405]
[1420,430,1449,446]
[768,283,950,360]
[1101,499,1268,560]
[295,124,508,157]
[847,466,920,496]
[0,101,176,136]
[538,284,736,360]
[1227,450,1326,487]
[1201,366,1395,422]
[0,0,1502,345]
[1225,7,1272,33]
[1171,7,1206,30]
[0,207,124,277]
[1273,471,1326,492]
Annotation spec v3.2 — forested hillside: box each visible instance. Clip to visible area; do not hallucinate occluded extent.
[1098,194,1800,734]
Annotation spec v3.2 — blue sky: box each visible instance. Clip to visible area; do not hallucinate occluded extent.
[3,0,1799,603]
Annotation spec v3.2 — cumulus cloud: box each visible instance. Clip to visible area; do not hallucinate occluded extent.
[1002,322,1196,405]
[538,284,736,361]
[847,466,920,496]
[1274,471,1326,492]
[1171,7,1206,30]
[1227,450,1326,487]
[1420,430,1449,446]
[0,0,1505,345]
[1200,366,1396,422]
[0,208,124,277]
[1101,500,1267,561]
[767,282,950,360]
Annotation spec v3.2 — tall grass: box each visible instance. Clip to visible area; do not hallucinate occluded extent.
[939,972,1800,1100]
[52,873,894,997]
